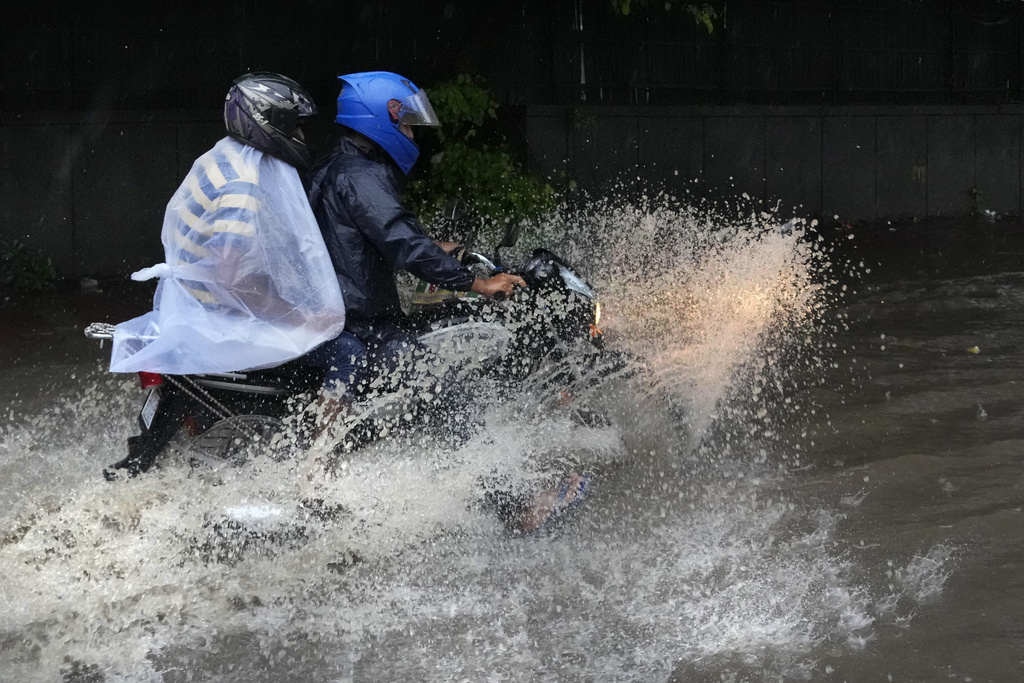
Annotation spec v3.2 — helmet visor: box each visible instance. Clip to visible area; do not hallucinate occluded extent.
[394,90,440,127]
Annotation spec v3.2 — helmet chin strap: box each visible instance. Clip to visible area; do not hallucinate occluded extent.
[346,129,419,173]
[348,131,379,155]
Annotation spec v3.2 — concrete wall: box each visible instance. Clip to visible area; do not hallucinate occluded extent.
[2,105,1023,278]
[527,104,1024,222]
[0,111,223,278]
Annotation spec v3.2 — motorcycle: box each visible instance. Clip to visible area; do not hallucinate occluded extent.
[85,218,620,480]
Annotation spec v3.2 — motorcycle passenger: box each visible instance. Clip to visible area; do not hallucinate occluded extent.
[218,72,364,393]
[307,71,525,418]
[106,72,358,476]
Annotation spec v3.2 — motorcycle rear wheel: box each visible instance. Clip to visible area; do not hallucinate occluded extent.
[186,415,286,468]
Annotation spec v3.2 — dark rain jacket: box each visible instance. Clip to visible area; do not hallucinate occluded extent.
[308,136,475,322]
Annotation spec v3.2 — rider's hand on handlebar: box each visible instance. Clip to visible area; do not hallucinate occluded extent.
[434,240,462,254]
[471,273,526,301]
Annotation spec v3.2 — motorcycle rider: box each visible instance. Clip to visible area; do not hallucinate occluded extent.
[307,71,525,413]
[308,71,588,531]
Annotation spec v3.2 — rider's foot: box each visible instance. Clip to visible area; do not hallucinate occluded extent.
[103,452,145,481]
[312,393,354,445]
[518,471,592,533]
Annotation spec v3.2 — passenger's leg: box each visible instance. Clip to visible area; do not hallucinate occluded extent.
[316,332,367,440]
[293,332,368,441]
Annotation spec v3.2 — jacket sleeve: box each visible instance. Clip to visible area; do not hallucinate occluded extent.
[341,166,476,291]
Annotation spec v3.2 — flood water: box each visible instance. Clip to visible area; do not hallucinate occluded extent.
[2,205,1023,682]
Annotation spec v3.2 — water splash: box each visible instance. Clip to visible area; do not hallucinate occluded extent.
[895,544,955,603]
[559,194,832,455]
[0,196,944,682]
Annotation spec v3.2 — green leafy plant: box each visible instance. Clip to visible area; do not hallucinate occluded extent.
[686,3,718,32]
[607,0,719,32]
[406,74,558,245]
[0,239,58,293]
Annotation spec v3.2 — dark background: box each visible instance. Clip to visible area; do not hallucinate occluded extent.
[7,0,1024,111]
[3,0,1024,277]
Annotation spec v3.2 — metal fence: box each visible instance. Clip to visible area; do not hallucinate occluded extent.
[3,0,1023,112]
[547,0,1024,105]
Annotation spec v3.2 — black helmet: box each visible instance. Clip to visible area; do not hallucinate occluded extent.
[224,72,318,169]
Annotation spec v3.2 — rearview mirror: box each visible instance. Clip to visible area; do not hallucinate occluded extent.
[498,219,521,249]
[439,199,475,245]
[442,198,466,223]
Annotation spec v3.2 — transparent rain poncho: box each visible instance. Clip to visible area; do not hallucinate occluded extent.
[110,137,346,374]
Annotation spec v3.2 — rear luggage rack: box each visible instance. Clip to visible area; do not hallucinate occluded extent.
[84,322,116,340]
[85,322,116,347]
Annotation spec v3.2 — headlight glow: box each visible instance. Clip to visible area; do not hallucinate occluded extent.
[594,301,602,326]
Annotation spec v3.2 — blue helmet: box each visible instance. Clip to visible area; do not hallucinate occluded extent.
[335,71,440,175]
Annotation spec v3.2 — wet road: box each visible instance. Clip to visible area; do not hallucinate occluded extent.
[2,215,1024,682]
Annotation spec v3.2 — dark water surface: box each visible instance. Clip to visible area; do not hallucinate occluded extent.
[2,217,1024,682]
[782,219,1024,681]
